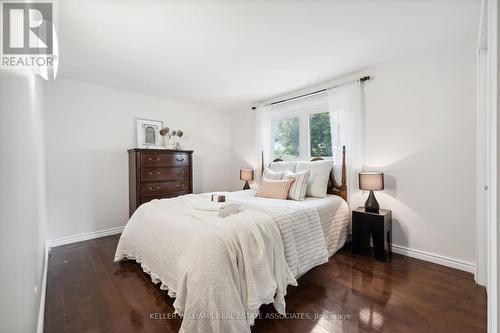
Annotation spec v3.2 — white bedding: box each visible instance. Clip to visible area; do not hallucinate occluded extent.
[228,190,350,258]
[114,191,349,333]
[296,194,350,256]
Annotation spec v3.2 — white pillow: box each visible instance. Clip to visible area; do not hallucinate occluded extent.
[269,161,297,173]
[295,160,332,198]
[262,168,283,180]
[284,169,310,201]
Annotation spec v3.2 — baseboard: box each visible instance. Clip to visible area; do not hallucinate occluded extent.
[47,227,475,274]
[392,244,476,273]
[47,226,124,248]
[36,245,48,333]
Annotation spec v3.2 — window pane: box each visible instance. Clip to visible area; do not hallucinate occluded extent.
[273,117,300,159]
[309,112,332,157]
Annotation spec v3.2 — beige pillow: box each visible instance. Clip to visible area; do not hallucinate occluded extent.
[256,178,295,200]
[284,169,310,201]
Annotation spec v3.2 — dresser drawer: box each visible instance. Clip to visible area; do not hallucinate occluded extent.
[141,180,190,196]
[140,152,189,167]
[129,149,193,217]
[141,167,189,182]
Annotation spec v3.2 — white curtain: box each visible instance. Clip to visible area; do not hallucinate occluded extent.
[255,105,272,180]
[328,80,364,207]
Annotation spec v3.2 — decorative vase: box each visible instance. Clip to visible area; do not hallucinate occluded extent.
[163,136,174,149]
[174,137,182,150]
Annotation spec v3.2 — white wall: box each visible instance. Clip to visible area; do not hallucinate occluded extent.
[363,41,476,267]
[229,107,259,190]
[229,40,477,270]
[44,78,232,241]
[492,0,500,330]
[0,71,46,332]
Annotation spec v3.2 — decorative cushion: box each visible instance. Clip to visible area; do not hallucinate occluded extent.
[284,169,310,201]
[256,178,295,200]
[269,161,297,173]
[295,160,332,198]
[262,168,284,181]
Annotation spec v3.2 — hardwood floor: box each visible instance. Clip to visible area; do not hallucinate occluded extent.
[44,235,486,333]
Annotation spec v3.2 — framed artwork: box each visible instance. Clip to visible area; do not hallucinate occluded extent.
[136,118,163,148]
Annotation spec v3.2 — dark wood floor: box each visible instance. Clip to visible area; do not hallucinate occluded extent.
[44,235,486,333]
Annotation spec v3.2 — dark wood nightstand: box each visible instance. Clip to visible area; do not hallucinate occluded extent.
[352,208,392,262]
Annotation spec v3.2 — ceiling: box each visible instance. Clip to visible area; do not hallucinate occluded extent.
[57,0,481,110]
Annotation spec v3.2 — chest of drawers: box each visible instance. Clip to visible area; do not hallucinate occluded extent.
[128,149,193,216]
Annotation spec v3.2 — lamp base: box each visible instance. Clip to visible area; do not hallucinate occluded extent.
[243,180,250,190]
[364,190,380,212]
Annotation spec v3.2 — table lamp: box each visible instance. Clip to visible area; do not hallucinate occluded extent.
[359,172,384,212]
[240,168,254,190]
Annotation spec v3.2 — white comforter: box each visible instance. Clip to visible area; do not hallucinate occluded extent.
[114,193,330,333]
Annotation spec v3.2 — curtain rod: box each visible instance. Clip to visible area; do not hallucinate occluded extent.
[251,75,371,110]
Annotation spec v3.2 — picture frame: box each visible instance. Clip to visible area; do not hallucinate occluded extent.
[136,118,163,148]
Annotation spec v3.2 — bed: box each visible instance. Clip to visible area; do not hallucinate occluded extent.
[115,148,349,333]
[227,189,350,259]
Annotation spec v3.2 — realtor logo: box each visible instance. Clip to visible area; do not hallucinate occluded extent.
[2,2,53,54]
[1,1,57,79]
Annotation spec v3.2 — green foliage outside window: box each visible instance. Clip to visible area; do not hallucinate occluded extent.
[309,112,332,157]
[273,112,332,159]
[273,117,299,159]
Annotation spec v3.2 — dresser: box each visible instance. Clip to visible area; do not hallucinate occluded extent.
[128,149,193,216]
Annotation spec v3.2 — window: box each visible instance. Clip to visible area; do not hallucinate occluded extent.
[273,117,300,159]
[309,112,332,157]
[271,93,332,160]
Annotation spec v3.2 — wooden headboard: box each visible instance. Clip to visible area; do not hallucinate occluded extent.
[261,146,347,201]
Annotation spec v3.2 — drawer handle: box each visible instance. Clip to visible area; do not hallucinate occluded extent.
[148,171,161,175]
[148,186,161,191]
[148,157,160,162]
[176,157,185,162]
[176,170,185,175]
[176,184,186,189]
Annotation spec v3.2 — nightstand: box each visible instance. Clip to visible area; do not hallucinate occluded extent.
[352,208,392,262]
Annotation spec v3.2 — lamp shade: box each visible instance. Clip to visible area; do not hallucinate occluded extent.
[240,168,254,181]
[359,172,384,191]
